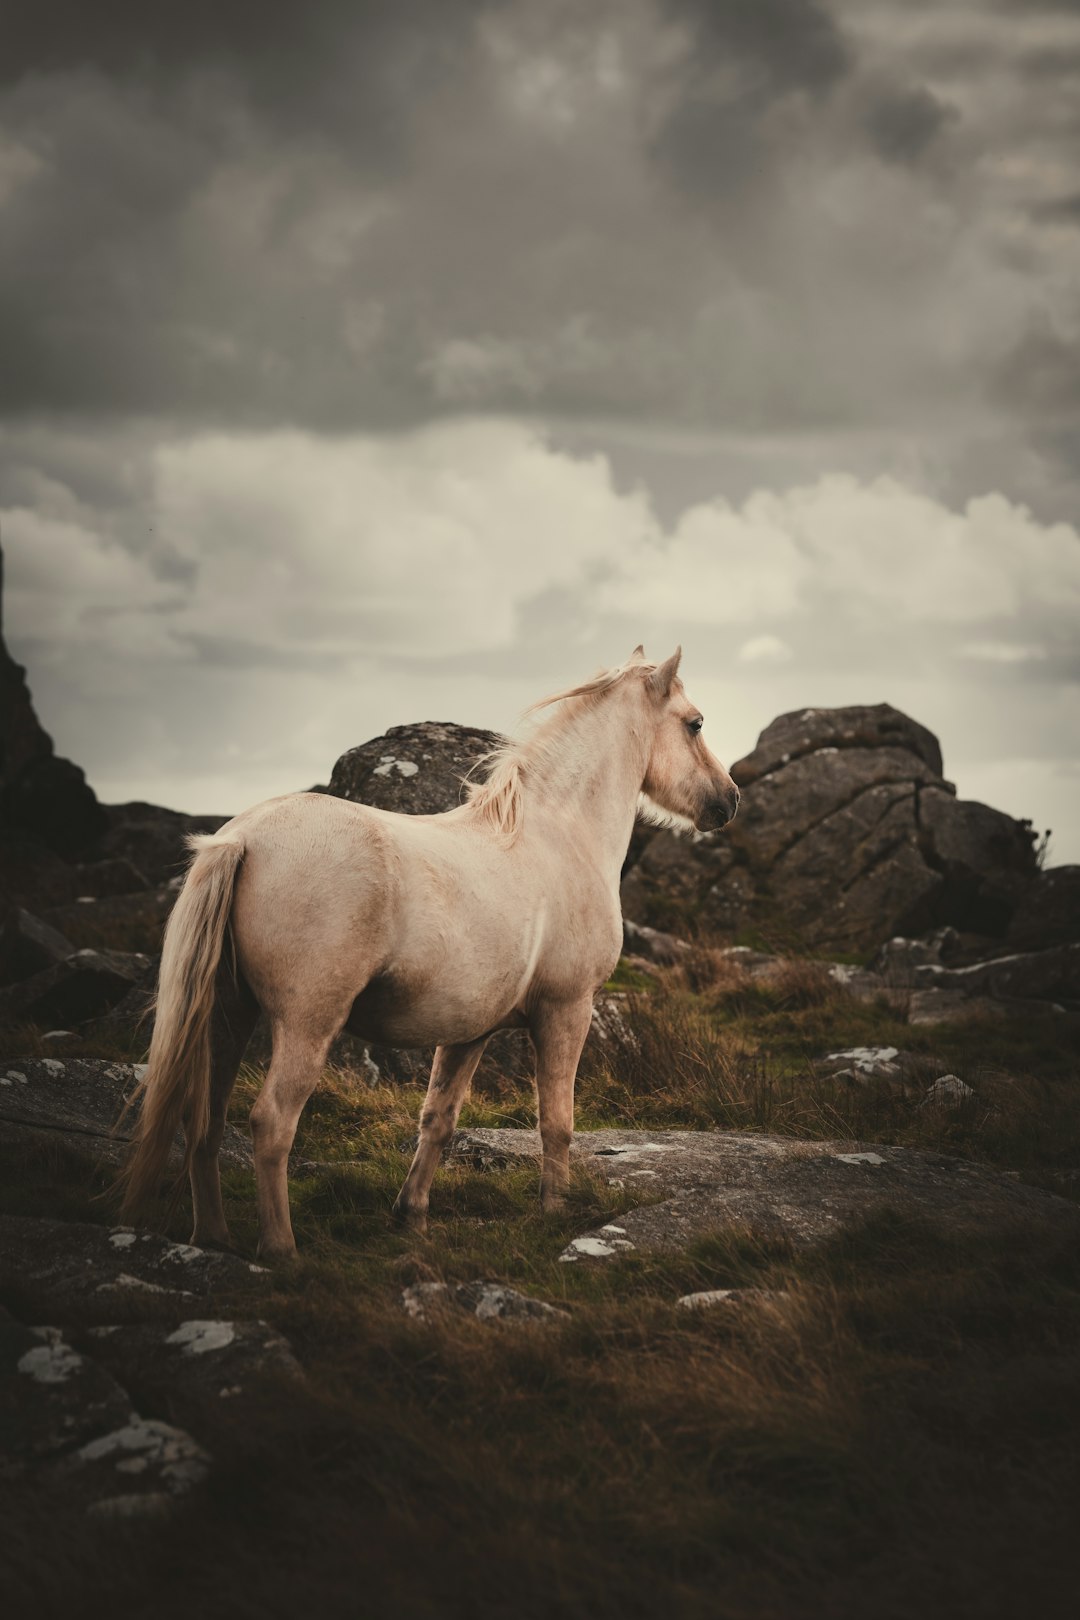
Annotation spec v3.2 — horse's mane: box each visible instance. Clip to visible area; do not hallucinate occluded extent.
[464,652,653,842]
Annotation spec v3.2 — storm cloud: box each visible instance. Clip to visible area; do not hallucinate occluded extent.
[2,0,1078,853]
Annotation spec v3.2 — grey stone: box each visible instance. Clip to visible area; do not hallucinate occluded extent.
[328,721,504,816]
[923,1075,975,1108]
[0,1215,270,1313]
[0,1308,209,1516]
[0,1055,251,1168]
[0,948,152,1027]
[95,802,231,888]
[0,907,75,985]
[622,918,690,965]
[621,703,1040,956]
[733,703,944,785]
[87,1318,302,1402]
[71,857,151,899]
[446,1128,1080,1257]
[913,943,1080,1006]
[676,1287,788,1312]
[401,1279,567,1323]
[1007,866,1080,951]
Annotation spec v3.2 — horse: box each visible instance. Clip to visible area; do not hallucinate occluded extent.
[119,646,739,1259]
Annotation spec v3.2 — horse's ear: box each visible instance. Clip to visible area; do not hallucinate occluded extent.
[630,643,645,660]
[648,646,682,699]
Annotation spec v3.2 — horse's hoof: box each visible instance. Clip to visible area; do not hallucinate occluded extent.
[256,1242,300,1264]
[190,1231,234,1254]
[392,1200,428,1235]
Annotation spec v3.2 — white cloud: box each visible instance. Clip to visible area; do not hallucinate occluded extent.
[738,634,793,664]
[601,473,1080,635]
[147,418,657,660]
[5,422,1079,857]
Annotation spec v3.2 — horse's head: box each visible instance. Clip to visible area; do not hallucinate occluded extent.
[638,647,740,833]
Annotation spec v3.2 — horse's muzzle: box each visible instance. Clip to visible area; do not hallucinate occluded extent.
[698,785,740,831]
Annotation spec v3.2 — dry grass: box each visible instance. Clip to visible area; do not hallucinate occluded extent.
[2,942,1079,1619]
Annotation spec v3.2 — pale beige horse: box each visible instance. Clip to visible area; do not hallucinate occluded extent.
[120,647,738,1258]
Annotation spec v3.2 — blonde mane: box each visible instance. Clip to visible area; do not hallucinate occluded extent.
[464,652,653,842]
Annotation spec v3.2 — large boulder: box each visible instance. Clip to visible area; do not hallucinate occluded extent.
[328,721,504,816]
[0,948,153,1028]
[1008,866,1080,952]
[0,908,75,985]
[622,703,1040,955]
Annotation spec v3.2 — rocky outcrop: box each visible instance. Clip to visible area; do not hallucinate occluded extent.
[0,1057,252,1168]
[622,703,1040,955]
[328,721,503,816]
[0,1218,295,1519]
[1007,866,1080,951]
[0,551,108,860]
[448,1128,1080,1256]
[0,947,153,1028]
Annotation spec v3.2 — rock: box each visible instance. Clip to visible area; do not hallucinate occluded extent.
[447,1128,1080,1256]
[818,1045,903,1083]
[328,720,504,816]
[86,1318,302,1403]
[913,943,1080,1007]
[907,989,1009,1025]
[0,947,153,1027]
[0,829,79,912]
[676,1287,787,1312]
[734,703,944,784]
[71,857,151,899]
[0,1056,251,1169]
[621,703,1040,956]
[0,1308,209,1516]
[622,918,690,965]
[0,545,108,859]
[94,803,231,889]
[0,907,74,985]
[923,1075,975,1108]
[1,1309,131,1465]
[0,1215,270,1313]
[915,789,1039,935]
[401,1280,567,1323]
[43,889,174,955]
[1008,866,1080,951]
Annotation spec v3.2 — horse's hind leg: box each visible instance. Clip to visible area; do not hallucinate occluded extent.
[393,1037,489,1233]
[189,971,258,1249]
[531,997,594,1212]
[250,1020,338,1260]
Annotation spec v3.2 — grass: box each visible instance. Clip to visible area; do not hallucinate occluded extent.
[2,946,1079,1619]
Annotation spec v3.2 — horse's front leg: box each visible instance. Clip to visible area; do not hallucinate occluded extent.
[393,1037,489,1233]
[530,996,594,1213]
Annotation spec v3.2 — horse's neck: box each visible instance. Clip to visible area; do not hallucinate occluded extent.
[526,692,650,883]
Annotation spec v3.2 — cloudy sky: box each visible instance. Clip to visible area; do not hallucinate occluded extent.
[2,0,1079,858]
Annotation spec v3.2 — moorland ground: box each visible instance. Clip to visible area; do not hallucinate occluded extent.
[2,917,1079,1620]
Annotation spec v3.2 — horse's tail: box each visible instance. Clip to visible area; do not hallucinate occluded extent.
[118,831,245,1219]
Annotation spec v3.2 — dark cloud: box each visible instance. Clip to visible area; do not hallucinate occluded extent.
[650,0,850,199]
[3,0,493,155]
[1030,191,1080,224]
[862,84,955,164]
[662,0,850,93]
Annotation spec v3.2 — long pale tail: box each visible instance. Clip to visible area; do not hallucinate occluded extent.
[118,831,245,1219]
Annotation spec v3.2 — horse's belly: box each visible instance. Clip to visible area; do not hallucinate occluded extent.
[344,973,523,1050]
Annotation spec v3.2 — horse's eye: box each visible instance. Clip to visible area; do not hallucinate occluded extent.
[688,716,704,735]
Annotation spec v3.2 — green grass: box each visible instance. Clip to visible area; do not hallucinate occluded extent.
[2,948,1079,1619]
